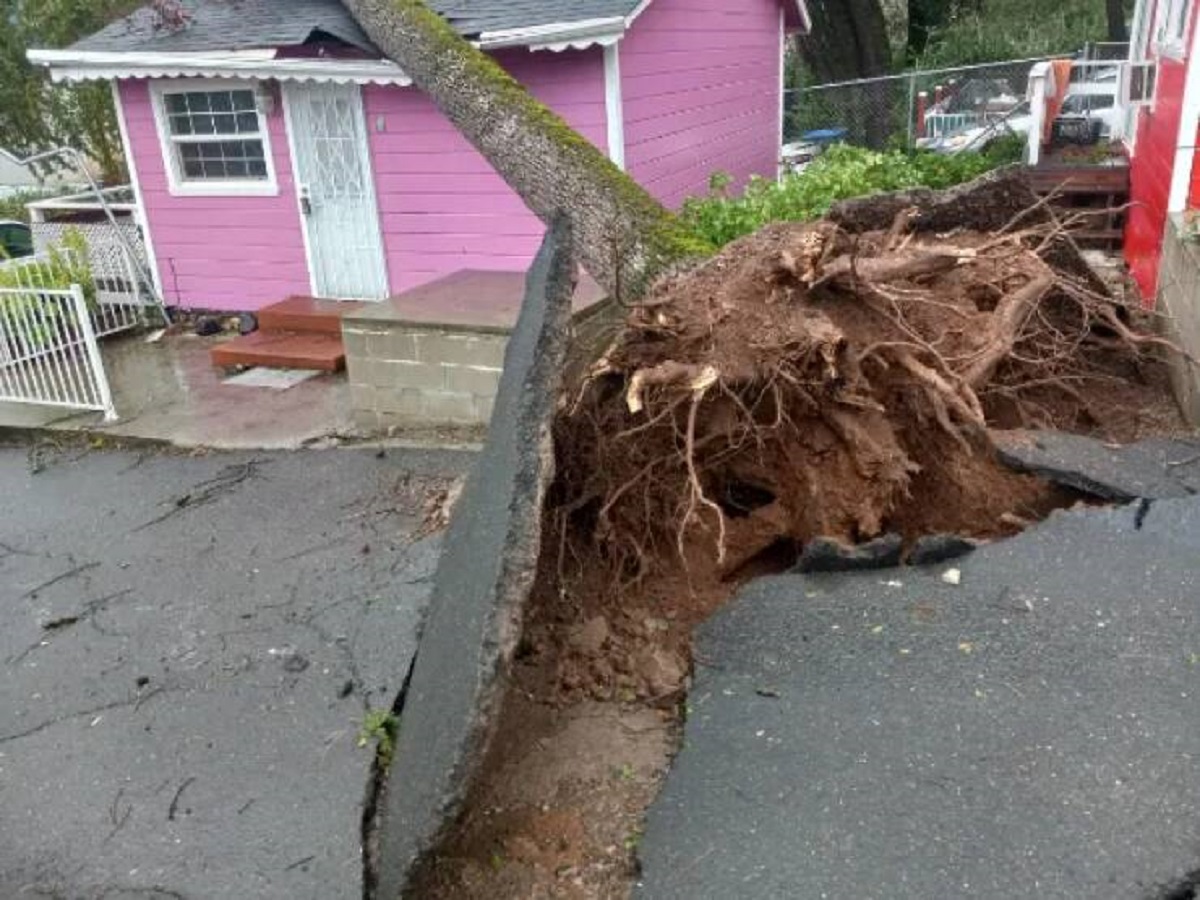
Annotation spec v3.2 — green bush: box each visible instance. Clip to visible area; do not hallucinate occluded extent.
[681,140,1022,248]
[0,229,96,348]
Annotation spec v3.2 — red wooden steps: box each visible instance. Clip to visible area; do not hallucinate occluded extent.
[256,296,364,335]
[210,296,365,372]
[210,330,347,371]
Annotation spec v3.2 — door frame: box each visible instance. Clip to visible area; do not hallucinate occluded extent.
[281,81,391,300]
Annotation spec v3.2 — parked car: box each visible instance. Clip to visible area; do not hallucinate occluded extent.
[0,220,33,260]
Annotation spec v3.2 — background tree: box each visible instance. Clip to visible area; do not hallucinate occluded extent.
[0,0,140,183]
[794,0,893,146]
[1106,0,1129,41]
[797,0,892,83]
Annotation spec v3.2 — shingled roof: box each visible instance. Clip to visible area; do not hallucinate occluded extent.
[72,0,647,55]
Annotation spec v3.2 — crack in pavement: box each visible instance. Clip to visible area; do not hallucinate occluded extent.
[21,560,100,599]
[8,589,137,665]
[131,459,268,534]
[0,685,173,745]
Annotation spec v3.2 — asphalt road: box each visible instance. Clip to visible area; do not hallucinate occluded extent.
[637,498,1200,900]
[0,440,471,900]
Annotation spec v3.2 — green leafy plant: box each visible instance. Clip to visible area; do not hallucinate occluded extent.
[0,228,96,350]
[0,228,95,302]
[358,708,399,765]
[681,141,1021,248]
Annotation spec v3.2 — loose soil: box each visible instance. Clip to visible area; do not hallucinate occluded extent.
[407,196,1188,898]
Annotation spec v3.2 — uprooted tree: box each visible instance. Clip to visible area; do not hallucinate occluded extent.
[341,0,709,300]
[344,2,1184,586]
[550,175,1186,589]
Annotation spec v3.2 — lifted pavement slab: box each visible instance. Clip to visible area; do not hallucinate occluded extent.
[0,443,471,900]
[994,428,1200,501]
[637,498,1200,899]
[372,222,578,897]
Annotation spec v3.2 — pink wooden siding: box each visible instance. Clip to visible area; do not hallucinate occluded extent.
[365,48,607,293]
[621,0,783,209]
[119,80,309,311]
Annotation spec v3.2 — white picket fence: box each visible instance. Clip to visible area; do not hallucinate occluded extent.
[0,247,150,420]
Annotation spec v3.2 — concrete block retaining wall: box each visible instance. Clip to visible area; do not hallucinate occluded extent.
[345,297,617,430]
[1158,216,1200,426]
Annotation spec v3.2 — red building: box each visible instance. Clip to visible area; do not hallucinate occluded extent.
[1124,0,1200,299]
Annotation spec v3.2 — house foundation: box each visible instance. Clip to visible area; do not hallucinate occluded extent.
[343,269,611,429]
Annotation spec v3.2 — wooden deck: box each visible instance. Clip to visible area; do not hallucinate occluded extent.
[1026,148,1130,249]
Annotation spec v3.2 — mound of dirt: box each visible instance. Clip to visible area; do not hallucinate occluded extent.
[409,178,1186,899]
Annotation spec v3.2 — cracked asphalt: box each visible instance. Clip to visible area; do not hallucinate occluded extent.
[636,497,1200,899]
[0,441,472,900]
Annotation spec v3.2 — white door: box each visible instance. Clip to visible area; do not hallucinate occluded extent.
[285,83,389,300]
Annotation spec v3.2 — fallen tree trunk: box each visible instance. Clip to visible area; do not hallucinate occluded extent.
[341,0,709,300]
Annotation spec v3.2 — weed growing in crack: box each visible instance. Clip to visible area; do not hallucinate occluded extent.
[358,709,399,766]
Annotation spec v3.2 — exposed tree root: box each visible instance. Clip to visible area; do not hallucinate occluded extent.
[553,208,1183,588]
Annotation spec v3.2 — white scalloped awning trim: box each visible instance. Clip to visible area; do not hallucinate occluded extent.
[472,18,626,52]
[27,49,412,86]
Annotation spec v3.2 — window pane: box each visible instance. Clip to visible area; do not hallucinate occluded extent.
[236,112,259,133]
[165,94,187,114]
[209,92,233,113]
[168,113,193,136]
[213,113,238,135]
[175,138,268,182]
[231,90,257,111]
[192,114,216,135]
[186,92,211,113]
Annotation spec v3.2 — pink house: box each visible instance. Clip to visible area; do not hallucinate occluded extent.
[30,0,809,315]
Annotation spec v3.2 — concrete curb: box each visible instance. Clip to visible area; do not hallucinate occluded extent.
[371,219,578,897]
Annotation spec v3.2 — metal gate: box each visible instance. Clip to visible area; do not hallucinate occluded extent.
[0,283,116,420]
[0,246,149,421]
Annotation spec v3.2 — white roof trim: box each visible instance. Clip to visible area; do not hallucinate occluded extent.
[27,48,412,86]
[478,17,626,52]
[623,0,811,32]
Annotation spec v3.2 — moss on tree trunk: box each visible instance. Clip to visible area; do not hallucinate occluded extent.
[341,0,711,300]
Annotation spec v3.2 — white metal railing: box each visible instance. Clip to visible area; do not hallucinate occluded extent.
[0,284,116,420]
[0,247,148,338]
[25,185,137,222]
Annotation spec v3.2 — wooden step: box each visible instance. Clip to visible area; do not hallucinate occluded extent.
[256,296,365,335]
[210,331,345,371]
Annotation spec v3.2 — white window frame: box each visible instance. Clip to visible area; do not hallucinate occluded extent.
[1155,0,1192,59]
[150,79,279,197]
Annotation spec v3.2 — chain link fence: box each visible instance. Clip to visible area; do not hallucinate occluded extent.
[784,44,1129,155]
[784,57,1051,152]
